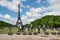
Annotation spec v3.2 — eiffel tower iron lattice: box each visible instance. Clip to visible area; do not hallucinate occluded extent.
[16,4,23,32]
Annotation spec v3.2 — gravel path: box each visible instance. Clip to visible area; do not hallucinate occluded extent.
[0,34,60,40]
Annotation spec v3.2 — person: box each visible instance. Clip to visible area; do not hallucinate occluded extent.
[42,24,46,32]
[17,23,22,32]
[9,26,12,32]
[31,24,33,32]
[38,24,41,33]
[33,25,36,32]
[28,24,31,32]
[22,25,24,32]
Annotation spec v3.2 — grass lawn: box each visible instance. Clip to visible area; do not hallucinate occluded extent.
[0,27,18,34]
[0,27,59,34]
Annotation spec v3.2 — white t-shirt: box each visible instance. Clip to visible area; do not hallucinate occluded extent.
[17,24,22,29]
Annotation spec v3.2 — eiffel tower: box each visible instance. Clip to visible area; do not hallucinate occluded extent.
[16,4,23,32]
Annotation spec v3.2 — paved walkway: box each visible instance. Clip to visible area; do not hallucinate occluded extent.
[0,34,60,40]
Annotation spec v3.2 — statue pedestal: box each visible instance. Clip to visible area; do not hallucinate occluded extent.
[57,32,60,35]
[28,32,32,35]
[23,32,27,35]
[51,32,56,35]
[16,32,21,35]
[33,32,38,35]
[44,32,49,35]
[8,32,13,35]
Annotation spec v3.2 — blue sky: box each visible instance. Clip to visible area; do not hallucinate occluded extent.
[0,0,60,25]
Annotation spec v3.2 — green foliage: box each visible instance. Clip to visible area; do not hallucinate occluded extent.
[40,15,54,28]
[0,21,14,28]
[25,15,60,28]
[55,16,60,26]
[0,15,60,28]
[24,24,29,27]
[31,19,41,28]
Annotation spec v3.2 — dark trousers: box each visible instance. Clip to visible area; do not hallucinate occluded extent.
[38,28,40,33]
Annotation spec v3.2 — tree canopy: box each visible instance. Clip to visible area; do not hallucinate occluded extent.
[0,15,60,28]
[0,21,14,28]
[25,15,60,28]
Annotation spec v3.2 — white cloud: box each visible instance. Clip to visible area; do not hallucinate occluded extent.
[47,0,60,4]
[44,12,54,16]
[21,7,42,24]
[0,0,60,25]
[0,7,42,25]
[36,0,41,4]
[0,0,26,12]
[47,0,60,15]
[4,14,11,19]
[0,13,16,25]
[22,0,60,24]
[0,0,42,24]
[21,15,29,24]
[25,5,30,8]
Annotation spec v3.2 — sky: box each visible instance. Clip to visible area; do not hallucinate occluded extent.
[0,0,60,25]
